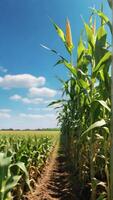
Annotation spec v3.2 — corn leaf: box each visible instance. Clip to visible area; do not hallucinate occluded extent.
[96,100,111,112]
[4,175,21,199]
[63,60,77,76]
[95,26,107,65]
[81,119,106,137]
[51,21,65,43]
[107,0,112,9]
[84,23,95,48]
[10,162,31,190]
[77,37,85,65]
[93,51,112,73]
[93,9,112,34]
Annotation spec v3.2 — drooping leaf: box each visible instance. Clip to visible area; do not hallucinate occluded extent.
[10,162,31,190]
[48,100,64,107]
[96,100,111,112]
[4,175,21,198]
[0,153,11,190]
[81,119,106,137]
[63,60,77,76]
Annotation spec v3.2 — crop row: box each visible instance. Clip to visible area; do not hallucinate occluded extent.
[45,0,112,199]
[0,134,53,200]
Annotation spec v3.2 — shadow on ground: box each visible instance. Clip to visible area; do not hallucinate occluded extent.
[47,154,76,200]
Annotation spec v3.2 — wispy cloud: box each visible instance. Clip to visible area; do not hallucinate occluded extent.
[19,113,44,119]
[19,113,56,120]
[0,66,8,73]
[0,108,11,113]
[0,110,58,129]
[0,108,11,118]
[10,94,44,105]
[28,107,55,112]
[0,115,58,129]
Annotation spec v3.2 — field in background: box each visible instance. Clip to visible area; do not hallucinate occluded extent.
[0,130,60,200]
[0,130,60,140]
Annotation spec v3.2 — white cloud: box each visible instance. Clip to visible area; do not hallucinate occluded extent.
[19,113,57,121]
[10,94,44,105]
[18,113,58,129]
[29,87,57,98]
[19,113,44,119]
[0,66,8,73]
[45,114,56,117]
[42,107,54,111]
[0,108,11,113]
[22,98,43,104]
[28,107,40,111]
[10,94,22,101]
[0,108,11,118]
[0,74,46,89]
[27,107,56,113]
[0,113,11,118]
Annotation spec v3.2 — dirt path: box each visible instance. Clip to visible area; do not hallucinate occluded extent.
[27,143,77,200]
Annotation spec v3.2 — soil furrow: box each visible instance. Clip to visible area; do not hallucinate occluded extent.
[27,144,77,200]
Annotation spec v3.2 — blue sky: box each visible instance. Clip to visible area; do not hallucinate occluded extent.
[0,0,111,129]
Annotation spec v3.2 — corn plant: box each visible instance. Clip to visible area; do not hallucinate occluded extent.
[0,153,29,200]
[0,134,53,199]
[43,1,112,199]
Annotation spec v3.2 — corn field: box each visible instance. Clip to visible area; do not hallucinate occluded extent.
[44,0,112,199]
[0,0,112,200]
[0,132,56,200]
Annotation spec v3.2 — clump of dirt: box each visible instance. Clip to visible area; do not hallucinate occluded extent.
[26,144,77,200]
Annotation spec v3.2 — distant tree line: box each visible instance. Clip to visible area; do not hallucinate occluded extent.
[0,128,60,131]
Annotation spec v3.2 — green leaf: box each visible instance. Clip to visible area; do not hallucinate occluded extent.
[95,26,107,65]
[63,60,77,76]
[107,0,112,9]
[78,79,89,89]
[51,20,65,43]
[102,127,110,135]
[93,9,112,34]
[4,175,21,196]
[40,44,60,56]
[54,59,65,66]
[77,69,87,76]
[53,57,77,76]
[41,44,67,62]
[10,162,31,190]
[93,51,112,73]
[84,23,95,48]
[97,193,106,200]
[48,100,63,107]
[96,100,111,112]
[77,37,85,65]
[0,153,11,190]
[96,26,107,43]
[81,119,106,137]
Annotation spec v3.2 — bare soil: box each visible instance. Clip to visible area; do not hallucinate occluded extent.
[26,144,77,200]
